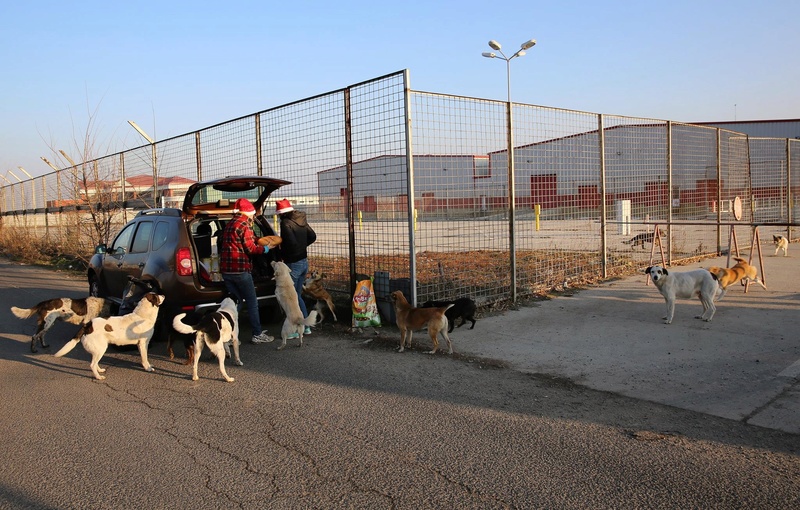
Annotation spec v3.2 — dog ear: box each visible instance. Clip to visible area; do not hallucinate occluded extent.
[644,266,652,275]
[662,268,668,275]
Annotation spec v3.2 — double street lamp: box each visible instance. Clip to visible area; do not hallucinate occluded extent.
[482,38,536,303]
[128,120,159,205]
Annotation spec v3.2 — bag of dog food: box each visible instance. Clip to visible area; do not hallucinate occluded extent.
[352,278,381,328]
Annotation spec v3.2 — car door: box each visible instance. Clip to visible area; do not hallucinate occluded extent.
[102,220,154,299]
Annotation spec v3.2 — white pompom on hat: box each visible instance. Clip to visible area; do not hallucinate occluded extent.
[276,198,294,215]
[235,198,256,217]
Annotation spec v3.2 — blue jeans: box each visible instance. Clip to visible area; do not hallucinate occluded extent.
[221,272,262,335]
[286,258,308,317]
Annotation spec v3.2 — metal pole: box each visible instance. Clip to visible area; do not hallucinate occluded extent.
[506,60,517,303]
[598,114,607,278]
[344,87,357,297]
[666,121,673,265]
[404,69,418,305]
[786,138,792,240]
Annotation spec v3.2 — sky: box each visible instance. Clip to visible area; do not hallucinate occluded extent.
[2,0,798,178]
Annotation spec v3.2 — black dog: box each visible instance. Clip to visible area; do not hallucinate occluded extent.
[421,298,477,333]
[622,231,664,249]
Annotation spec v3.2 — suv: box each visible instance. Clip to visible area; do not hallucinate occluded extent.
[87,176,291,317]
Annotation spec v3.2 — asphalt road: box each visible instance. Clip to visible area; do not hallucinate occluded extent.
[0,258,798,509]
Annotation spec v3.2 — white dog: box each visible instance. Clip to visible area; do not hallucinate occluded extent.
[271,261,319,350]
[172,297,240,382]
[645,266,720,324]
[773,235,788,257]
[54,293,165,380]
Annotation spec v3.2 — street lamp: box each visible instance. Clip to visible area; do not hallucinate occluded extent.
[18,167,35,209]
[128,120,159,205]
[482,38,536,303]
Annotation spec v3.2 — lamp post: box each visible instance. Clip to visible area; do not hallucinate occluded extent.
[128,120,158,205]
[482,38,536,303]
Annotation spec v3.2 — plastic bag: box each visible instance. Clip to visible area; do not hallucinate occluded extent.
[352,278,382,327]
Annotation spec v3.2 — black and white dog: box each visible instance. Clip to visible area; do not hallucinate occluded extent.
[645,266,719,324]
[172,297,241,382]
[11,296,113,353]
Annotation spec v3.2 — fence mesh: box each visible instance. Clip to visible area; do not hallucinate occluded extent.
[1,70,797,309]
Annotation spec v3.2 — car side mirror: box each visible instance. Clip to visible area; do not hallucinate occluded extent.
[95,244,107,254]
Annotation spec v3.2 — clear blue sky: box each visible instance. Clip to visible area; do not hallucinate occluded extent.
[2,0,798,178]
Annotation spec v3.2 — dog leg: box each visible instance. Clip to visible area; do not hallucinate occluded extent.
[426,327,441,355]
[441,329,453,355]
[137,340,154,373]
[89,350,107,381]
[215,350,234,383]
[398,328,409,352]
[192,337,203,381]
[663,298,675,324]
[325,299,337,322]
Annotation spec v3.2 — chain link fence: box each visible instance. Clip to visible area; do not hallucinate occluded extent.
[1,70,797,308]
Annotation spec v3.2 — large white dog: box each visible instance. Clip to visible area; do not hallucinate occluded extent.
[54,292,165,380]
[172,297,240,382]
[271,261,318,350]
[645,266,720,324]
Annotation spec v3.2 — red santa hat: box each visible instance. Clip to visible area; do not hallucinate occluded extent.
[275,198,294,215]
[234,198,256,217]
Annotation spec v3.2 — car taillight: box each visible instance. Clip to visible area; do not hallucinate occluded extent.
[176,247,193,276]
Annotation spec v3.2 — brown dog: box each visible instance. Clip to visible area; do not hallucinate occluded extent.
[389,290,454,354]
[707,257,767,300]
[302,270,337,323]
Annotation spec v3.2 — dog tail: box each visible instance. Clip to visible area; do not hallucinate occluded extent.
[54,324,87,357]
[303,311,319,327]
[172,313,196,335]
[10,306,34,319]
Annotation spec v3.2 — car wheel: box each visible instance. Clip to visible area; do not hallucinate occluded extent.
[88,274,100,297]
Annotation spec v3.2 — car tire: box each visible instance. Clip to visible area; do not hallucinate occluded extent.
[89,274,100,297]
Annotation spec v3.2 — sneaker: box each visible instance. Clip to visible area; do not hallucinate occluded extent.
[287,332,300,339]
[304,326,312,335]
[251,332,274,344]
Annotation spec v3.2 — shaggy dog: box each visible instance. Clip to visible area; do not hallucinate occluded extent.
[707,257,767,300]
[11,296,112,353]
[390,290,454,354]
[421,298,477,333]
[54,293,165,380]
[773,235,789,257]
[172,297,240,382]
[302,270,337,323]
[645,266,719,324]
[271,261,319,350]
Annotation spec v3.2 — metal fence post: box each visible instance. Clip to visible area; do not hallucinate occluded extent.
[344,87,357,296]
[507,100,517,303]
[598,114,607,278]
[403,69,419,305]
[667,121,673,265]
[716,129,722,252]
[255,114,262,177]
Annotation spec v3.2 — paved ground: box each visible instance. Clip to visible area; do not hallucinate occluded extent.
[449,251,800,435]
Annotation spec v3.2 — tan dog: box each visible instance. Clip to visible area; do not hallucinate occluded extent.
[54,293,165,380]
[271,261,318,350]
[302,270,337,323]
[11,296,112,353]
[389,290,454,354]
[707,257,767,300]
[773,235,788,257]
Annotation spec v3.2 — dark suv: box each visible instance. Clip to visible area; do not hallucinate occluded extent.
[87,176,291,317]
